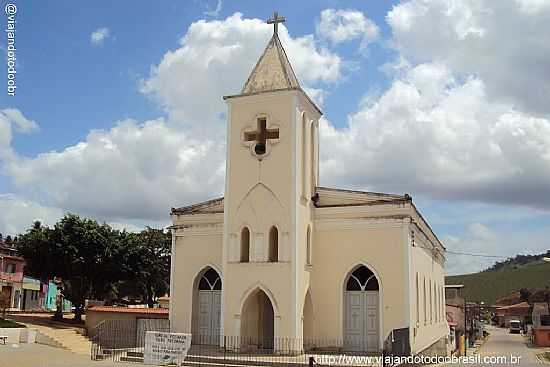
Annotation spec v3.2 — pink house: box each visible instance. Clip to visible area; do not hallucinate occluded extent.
[0,243,25,310]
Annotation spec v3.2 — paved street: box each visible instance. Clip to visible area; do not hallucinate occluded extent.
[0,326,547,367]
[476,326,541,365]
[447,325,543,366]
[0,343,136,367]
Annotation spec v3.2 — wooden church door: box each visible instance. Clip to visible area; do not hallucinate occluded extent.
[197,268,222,345]
[344,266,380,352]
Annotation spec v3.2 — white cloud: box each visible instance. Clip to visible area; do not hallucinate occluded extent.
[444,223,550,275]
[0,194,64,235]
[204,0,222,17]
[386,0,550,115]
[0,193,168,236]
[4,118,225,222]
[320,62,550,209]
[0,108,38,160]
[515,0,550,14]
[141,13,342,136]
[90,27,110,46]
[1,14,342,229]
[316,9,379,49]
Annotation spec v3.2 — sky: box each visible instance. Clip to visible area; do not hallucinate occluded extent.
[1,0,550,275]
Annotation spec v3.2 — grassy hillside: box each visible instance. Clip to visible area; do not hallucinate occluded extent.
[445,258,550,305]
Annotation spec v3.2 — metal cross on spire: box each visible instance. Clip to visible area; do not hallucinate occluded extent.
[267,11,285,35]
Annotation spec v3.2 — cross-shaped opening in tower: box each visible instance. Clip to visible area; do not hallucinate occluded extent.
[267,11,285,35]
[244,117,279,156]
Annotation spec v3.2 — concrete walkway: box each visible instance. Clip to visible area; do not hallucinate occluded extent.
[6,313,92,355]
[31,323,92,355]
[0,343,135,367]
[443,325,542,366]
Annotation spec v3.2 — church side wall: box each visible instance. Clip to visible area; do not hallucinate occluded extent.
[310,223,408,345]
[170,231,223,333]
[409,225,448,355]
[294,96,321,340]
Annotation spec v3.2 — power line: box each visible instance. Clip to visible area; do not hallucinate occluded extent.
[446,250,509,259]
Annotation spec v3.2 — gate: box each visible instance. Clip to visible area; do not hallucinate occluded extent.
[90,318,170,362]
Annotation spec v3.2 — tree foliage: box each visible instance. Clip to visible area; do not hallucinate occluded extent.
[16,215,170,321]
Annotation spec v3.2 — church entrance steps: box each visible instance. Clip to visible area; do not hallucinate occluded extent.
[30,323,92,355]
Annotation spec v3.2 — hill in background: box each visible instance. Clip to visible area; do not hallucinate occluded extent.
[445,251,550,305]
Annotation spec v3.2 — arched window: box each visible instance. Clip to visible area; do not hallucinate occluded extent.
[441,286,445,321]
[240,227,250,263]
[306,226,312,265]
[198,268,222,290]
[346,266,379,291]
[429,279,434,324]
[268,226,278,262]
[310,122,316,195]
[302,113,307,198]
[435,284,441,322]
[415,273,420,326]
[423,277,427,325]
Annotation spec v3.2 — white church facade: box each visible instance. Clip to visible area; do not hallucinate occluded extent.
[169,13,448,356]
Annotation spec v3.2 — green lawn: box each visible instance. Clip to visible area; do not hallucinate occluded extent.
[0,318,26,328]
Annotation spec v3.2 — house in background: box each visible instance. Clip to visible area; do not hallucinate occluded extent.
[157,295,169,309]
[0,242,25,310]
[445,284,465,353]
[21,277,46,311]
[532,302,550,347]
[44,280,72,312]
[495,302,530,328]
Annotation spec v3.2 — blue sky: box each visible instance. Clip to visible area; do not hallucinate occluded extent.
[1,0,550,274]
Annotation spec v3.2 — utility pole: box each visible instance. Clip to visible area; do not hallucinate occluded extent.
[464,299,467,356]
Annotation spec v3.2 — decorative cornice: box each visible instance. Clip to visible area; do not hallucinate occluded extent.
[314,203,412,219]
[315,217,408,231]
[173,222,224,237]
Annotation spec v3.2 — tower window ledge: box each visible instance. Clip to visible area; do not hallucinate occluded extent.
[227,261,291,266]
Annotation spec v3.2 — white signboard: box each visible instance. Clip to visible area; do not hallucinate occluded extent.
[144,331,192,366]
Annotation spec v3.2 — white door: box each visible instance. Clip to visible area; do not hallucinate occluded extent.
[344,291,379,352]
[345,291,364,351]
[198,290,221,345]
[364,291,379,352]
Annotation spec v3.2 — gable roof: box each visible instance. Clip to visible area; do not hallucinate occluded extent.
[171,197,224,215]
[314,186,410,207]
[171,187,408,215]
[241,34,300,95]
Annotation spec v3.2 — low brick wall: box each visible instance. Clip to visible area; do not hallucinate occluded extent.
[86,307,168,338]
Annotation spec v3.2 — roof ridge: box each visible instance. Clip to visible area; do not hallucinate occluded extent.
[240,34,300,94]
[316,186,407,198]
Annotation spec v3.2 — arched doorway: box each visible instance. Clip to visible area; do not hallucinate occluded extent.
[344,265,380,352]
[302,289,314,350]
[241,288,275,350]
[192,267,222,345]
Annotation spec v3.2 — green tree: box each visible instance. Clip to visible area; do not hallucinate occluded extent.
[17,215,125,321]
[122,228,170,307]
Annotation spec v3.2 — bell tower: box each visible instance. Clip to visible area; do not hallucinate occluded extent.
[221,12,322,342]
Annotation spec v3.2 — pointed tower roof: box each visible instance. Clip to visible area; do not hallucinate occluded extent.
[224,12,322,115]
[241,34,300,94]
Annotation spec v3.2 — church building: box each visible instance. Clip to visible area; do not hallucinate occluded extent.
[169,13,448,356]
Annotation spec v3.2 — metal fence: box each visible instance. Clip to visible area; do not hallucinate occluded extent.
[91,321,386,366]
[91,318,170,363]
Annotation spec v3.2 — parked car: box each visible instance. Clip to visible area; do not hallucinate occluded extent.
[509,320,522,334]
